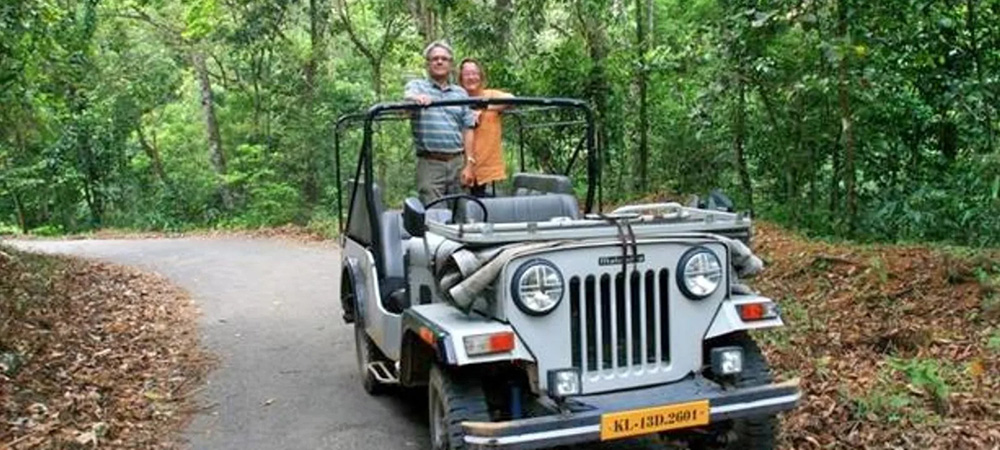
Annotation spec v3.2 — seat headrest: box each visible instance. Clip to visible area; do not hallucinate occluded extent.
[511,173,574,196]
[464,194,579,224]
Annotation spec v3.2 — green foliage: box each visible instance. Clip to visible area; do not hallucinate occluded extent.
[0,0,997,247]
[0,223,22,235]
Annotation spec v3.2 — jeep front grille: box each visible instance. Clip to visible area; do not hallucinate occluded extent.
[569,269,670,376]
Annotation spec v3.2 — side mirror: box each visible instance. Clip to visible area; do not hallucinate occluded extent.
[403,197,426,237]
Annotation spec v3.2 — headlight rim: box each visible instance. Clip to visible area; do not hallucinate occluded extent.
[510,258,565,316]
[676,246,724,300]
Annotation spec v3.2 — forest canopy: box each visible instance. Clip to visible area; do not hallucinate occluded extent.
[1,0,998,245]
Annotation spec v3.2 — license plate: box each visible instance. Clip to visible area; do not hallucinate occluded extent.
[599,400,710,441]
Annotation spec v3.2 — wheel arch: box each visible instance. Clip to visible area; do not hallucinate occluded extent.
[341,257,367,324]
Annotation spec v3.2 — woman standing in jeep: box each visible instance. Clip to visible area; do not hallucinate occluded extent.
[458,58,513,197]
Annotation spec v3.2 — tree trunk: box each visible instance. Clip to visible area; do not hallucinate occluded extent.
[68,86,103,227]
[136,124,170,186]
[192,51,234,210]
[634,0,649,192]
[305,0,326,93]
[575,0,611,207]
[372,58,383,100]
[407,0,437,41]
[733,70,753,214]
[494,0,513,50]
[302,0,327,207]
[837,0,856,233]
[13,191,27,233]
[966,0,993,153]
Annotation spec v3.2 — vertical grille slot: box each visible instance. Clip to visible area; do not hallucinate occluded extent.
[599,274,612,370]
[644,271,656,363]
[584,275,597,370]
[658,269,670,363]
[569,277,581,369]
[614,273,626,368]
[570,268,672,375]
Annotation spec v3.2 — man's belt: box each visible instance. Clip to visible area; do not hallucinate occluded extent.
[419,151,463,162]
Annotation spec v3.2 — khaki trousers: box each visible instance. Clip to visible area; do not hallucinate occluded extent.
[416,156,465,221]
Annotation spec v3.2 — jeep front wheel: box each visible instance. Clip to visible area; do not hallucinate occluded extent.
[428,365,490,450]
[354,320,387,395]
[691,332,778,449]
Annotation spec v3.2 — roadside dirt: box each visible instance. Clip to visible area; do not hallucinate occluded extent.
[0,246,212,449]
[1,224,333,246]
[752,223,1000,449]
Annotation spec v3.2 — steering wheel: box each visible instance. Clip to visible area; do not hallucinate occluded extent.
[424,194,489,224]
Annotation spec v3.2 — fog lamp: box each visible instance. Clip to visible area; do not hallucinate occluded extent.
[547,369,581,398]
[710,347,744,376]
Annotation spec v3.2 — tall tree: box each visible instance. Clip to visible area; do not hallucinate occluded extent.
[335,0,407,100]
[633,0,651,191]
[121,1,235,210]
[837,0,857,232]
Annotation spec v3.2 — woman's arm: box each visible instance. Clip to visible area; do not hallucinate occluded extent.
[488,91,515,111]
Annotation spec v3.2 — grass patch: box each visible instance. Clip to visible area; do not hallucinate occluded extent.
[987,329,1000,353]
[849,356,967,425]
[305,211,341,239]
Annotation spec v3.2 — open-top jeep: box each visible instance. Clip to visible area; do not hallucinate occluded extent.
[335,97,800,449]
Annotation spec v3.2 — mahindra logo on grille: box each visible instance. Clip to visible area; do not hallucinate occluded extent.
[598,254,645,266]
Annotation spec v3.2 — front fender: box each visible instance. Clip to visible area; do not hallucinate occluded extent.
[704,294,784,340]
[399,303,535,386]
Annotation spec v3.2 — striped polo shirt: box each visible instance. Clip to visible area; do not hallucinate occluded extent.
[404,78,476,154]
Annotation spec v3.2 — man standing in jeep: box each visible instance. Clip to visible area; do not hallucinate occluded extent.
[404,41,477,205]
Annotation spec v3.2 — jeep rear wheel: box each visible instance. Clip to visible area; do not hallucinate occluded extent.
[428,364,489,450]
[691,332,778,450]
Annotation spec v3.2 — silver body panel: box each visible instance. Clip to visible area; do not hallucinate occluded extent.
[409,303,535,365]
[426,206,749,245]
[342,238,403,360]
[344,202,781,396]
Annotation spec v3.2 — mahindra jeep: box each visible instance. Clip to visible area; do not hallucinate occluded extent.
[334,98,800,449]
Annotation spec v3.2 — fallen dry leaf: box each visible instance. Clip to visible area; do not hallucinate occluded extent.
[1,245,213,449]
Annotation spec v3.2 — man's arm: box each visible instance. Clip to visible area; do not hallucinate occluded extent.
[463,129,475,162]
[404,80,431,105]
[461,128,476,186]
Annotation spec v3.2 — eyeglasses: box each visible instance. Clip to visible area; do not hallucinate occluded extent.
[429,56,452,62]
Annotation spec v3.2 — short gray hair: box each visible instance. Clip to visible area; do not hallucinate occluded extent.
[423,40,453,59]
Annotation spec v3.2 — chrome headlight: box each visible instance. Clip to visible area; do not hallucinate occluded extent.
[511,259,564,315]
[677,247,723,299]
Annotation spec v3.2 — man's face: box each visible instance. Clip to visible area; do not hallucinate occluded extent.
[426,47,453,80]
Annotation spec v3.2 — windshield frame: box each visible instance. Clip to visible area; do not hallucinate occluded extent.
[334,97,600,275]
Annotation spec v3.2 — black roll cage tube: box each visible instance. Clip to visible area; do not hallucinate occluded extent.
[334,97,601,279]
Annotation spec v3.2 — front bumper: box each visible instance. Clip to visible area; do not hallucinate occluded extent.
[462,377,800,450]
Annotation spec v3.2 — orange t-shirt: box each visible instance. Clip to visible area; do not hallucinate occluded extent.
[470,89,510,185]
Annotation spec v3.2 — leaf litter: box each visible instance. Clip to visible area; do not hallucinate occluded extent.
[751,223,1000,449]
[1,245,213,449]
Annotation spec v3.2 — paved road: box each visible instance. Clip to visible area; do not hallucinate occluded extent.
[10,238,670,450]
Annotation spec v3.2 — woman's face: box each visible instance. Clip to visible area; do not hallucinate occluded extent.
[460,62,482,92]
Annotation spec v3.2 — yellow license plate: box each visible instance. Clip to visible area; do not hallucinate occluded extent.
[599,400,710,441]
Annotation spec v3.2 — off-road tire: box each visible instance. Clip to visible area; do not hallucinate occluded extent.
[428,364,490,450]
[354,319,388,395]
[692,332,778,450]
